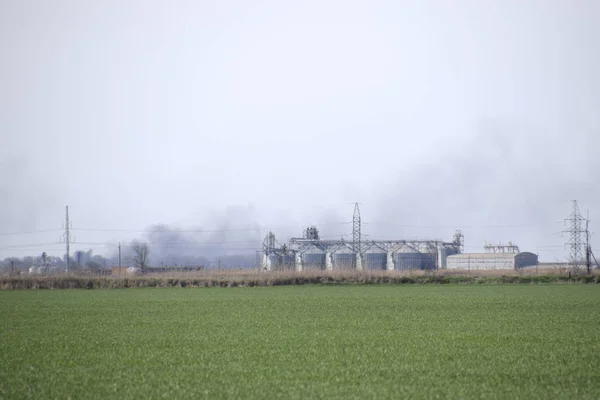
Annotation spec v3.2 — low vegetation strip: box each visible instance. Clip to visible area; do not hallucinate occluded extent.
[1,286,599,399]
[0,271,599,289]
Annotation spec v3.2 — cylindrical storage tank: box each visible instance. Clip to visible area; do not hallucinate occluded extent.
[268,254,283,270]
[267,255,278,270]
[284,254,296,268]
[364,253,386,270]
[333,253,356,270]
[393,253,423,270]
[421,253,437,270]
[438,248,448,269]
[273,254,295,270]
[303,253,326,270]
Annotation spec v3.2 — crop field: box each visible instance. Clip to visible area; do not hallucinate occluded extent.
[1,285,599,399]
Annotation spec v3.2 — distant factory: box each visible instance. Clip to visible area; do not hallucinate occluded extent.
[260,205,538,272]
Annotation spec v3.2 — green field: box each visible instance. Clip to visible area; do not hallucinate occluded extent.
[1,285,599,399]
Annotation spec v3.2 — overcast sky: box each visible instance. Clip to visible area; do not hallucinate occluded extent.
[1,0,598,262]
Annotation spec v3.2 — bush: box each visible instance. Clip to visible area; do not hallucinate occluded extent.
[0,271,598,290]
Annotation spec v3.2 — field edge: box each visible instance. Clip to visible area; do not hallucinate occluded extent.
[1,271,599,289]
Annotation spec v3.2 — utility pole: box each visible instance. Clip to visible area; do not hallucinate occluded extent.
[352,203,362,272]
[585,212,591,275]
[118,242,122,276]
[10,260,14,274]
[64,205,72,273]
[591,249,599,271]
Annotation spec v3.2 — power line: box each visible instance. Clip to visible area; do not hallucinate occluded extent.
[75,240,261,247]
[7,222,555,237]
[365,222,557,229]
[0,243,258,252]
[0,249,64,253]
[70,222,355,234]
[70,227,264,233]
[0,242,63,250]
[0,239,264,250]
[0,229,62,236]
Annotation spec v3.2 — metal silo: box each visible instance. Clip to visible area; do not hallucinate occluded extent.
[303,253,326,270]
[333,252,356,270]
[437,247,448,269]
[364,253,386,270]
[393,244,423,271]
[421,253,437,270]
[393,253,423,270]
[270,254,295,271]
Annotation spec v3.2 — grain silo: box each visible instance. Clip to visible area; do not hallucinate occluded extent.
[364,252,387,270]
[333,251,357,270]
[260,205,464,272]
[393,244,424,271]
[302,253,326,270]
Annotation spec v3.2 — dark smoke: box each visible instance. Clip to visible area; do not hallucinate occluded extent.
[124,206,264,268]
[373,119,600,260]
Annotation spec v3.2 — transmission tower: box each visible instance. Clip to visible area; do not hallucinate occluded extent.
[565,200,585,272]
[352,203,361,253]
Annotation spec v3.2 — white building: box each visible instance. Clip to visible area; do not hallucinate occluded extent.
[446,252,538,270]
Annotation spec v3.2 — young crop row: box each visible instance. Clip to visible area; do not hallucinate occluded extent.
[2,285,599,399]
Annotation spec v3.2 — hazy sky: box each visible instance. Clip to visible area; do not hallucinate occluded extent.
[1,0,599,262]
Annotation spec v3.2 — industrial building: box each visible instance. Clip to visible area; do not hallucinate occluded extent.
[259,205,543,272]
[260,204,463,271]
[446,242,538,270]
[446,252,538,270]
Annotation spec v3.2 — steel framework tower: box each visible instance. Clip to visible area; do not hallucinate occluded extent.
[565,200,585,272]
[353,203,361,253]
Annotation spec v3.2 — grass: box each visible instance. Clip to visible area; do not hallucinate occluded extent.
[1,285,599,399]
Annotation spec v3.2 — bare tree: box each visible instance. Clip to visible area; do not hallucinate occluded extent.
[131,241,150,274]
